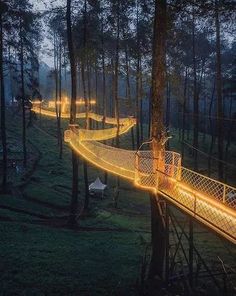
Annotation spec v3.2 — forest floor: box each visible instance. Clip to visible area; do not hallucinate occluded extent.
[0,109,236,296]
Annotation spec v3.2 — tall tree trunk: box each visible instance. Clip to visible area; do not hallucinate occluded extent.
[66,0,79,226]
[110,59,115,117]
[101,21,106,120]
[165,80,170,129]
[208,80,215,177]
[95,60,98,129]
[54,32,61,151]
[83,0,90,212]
[202,72,207,144]
[181,67,188,158]
[135,61,140,149]
[192,9,198,171]
[165,77,170,150]
[224,92,233,182]
[101,20,108,184]
[125,45,135,149]
[149,0,167,280]
[139,65,144,143]
[8,46,14,105]
[20,23,27,168]
[215,0,224,181]
[81,61,90,211]
[114,0,120,208]
[225,92,233,161]
[135,0,140,149]
[58,38,63,159]
[0,10,7,192]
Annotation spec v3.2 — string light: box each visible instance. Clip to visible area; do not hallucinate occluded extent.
[47,97,96,111]
[32,100,236,244]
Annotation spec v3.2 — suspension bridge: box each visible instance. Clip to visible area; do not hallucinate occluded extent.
[32,102,236,245]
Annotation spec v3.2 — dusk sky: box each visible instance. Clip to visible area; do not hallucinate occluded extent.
[31,0,62,67]
[1,1,236,295]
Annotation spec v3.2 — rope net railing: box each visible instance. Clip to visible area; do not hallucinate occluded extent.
[65,124,236,243]
[68,130,136,180]
[159,171,236,244]
[135,151,236,244]
[78,119,136,141]
[32,105,135,126]
[36,102,236,244]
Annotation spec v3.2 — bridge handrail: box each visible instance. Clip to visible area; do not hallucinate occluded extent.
[181,167,236,209]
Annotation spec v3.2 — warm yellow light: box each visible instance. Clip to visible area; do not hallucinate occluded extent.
[76,99,96,105]
[45,97,96,109]
[33,98,97,116]
[68,127,236,244]
[30,100,42,104]
[177,183,236,218]
[32,99,236,244]
[48,101,55,108]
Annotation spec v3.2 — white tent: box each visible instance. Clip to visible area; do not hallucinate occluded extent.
[89,177,107,198]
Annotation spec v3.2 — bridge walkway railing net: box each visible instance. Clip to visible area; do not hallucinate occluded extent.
[66,127,236,243]
[32,106,136,126]
[35,103,236,242]
[61,109,236,244]
[135,151,236,244]
[69,130,136,180]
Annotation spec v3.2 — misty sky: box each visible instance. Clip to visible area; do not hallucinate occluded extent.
[31,0,63,67]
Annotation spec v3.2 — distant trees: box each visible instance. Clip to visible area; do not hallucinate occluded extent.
[1,0,41,191]
[3,0,42,168]
[162,0,235,181]
[149,0,167,280]
[38,0,235,228]
[0,1,8,192]
[66,0,79,226]
[48,11,67,159]
[81,0,90,213]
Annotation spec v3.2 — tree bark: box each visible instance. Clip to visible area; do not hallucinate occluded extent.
[215,0,224,181]
[192,9,198,171]
[114,0,120,208]
[181,68,188,158]
[149,0,167,280]
[208,80,215,177]
[66,0,79,226]
[125,45,135,149]
[139,66,144,143]
[0,10,7,192]
[224,91,233,182]
[83,0,90,212]
[135,7,140,149]
[58,38,63,159]
[165,77,170,150]
[20,23,27,168]
[101,20,108,184]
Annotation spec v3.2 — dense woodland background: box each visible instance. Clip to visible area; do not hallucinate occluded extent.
[1,0,236,179]
[0,0,236,295]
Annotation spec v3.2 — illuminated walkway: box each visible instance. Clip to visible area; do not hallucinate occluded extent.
[33,104,236,244]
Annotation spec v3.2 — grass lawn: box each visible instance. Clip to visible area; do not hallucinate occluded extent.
[0,110,235,295]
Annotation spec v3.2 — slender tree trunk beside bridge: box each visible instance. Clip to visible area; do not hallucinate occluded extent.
[149,0,167,280]
[82,0,90,212]
[66,0,79,227]
[215,0,224,181]
[192,9,198,172]
[20,22,27,168]
[114,0,120,208]
[0,6,7,192]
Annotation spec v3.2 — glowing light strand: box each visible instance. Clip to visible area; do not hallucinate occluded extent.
[33,102,236,244]
[66,125,236,244]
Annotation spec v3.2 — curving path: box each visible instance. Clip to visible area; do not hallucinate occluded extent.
[33,104,236,244]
